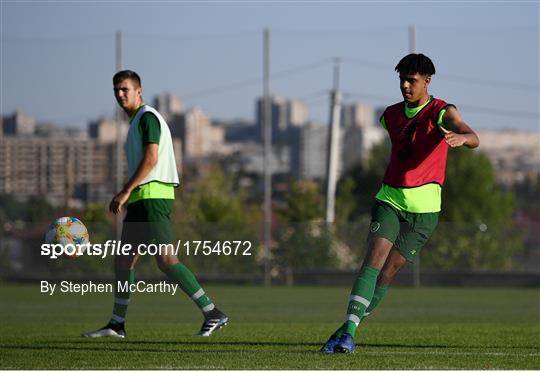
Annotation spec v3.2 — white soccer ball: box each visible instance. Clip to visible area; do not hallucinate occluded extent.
[45,217,90,258]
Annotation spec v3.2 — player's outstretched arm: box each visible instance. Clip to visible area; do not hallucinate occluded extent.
[441,106,480,149]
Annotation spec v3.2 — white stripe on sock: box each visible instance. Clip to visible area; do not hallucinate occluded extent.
[111,314,125,323]
[202,303,215,312]
[350,295,370,307]
[115,297,129,305]
[191,288,205,300]
[346,314,361,326]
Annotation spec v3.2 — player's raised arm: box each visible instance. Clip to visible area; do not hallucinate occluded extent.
[441,106,480,149]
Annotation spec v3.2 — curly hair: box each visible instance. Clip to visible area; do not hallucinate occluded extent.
[395,54,436,76]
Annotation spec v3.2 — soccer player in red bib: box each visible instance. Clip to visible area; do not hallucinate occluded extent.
[321,53,479,353]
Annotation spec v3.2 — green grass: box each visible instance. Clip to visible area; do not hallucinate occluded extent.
[0,283,539,369]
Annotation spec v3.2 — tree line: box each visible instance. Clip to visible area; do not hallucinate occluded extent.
[0,140,526,277]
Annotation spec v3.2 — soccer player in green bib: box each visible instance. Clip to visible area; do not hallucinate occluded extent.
[82,70,228,338]
[321,54,480,353]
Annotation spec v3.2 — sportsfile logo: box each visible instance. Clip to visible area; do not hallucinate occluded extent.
[40,240,178,259]
[41,240,253,259]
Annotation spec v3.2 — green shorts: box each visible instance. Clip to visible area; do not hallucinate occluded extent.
[121,199,174,246]
[368,200,439,262]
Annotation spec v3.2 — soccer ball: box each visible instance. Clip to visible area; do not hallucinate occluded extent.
[45,217,90,258]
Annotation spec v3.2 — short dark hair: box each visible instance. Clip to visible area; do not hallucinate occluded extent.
[113,70,141,87]
[395,53,436,76]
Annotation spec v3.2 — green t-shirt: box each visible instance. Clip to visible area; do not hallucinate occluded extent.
[376,97,449,213]
[127,108,175,204]
[139,111,161,145]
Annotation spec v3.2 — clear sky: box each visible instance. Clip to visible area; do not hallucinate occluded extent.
[1,1,539,132]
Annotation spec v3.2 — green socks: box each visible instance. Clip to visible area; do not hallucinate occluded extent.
[110,269,135,324]
[342,265,380,336]
[333,282,389,338]
[167,263,215,313]
[109,263,215,323]
[362,284,389,321]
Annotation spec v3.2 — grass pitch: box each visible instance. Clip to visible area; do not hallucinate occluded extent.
[0,283,538,369]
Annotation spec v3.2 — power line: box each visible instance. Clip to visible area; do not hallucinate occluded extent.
[2,33,112,43]
[343,57,540,92]
[2,29,258,44]
[183,77,261,101]
[273,24,538,36]
[437,74,539,92]
[125,30,259,41]
[273,26,404,37]
[303,95,330,109]
[342,58,388,71]
[344,90,539,119]
[273,58,332,79]
[458,104,539,119]
[420,25,538,34]
[299,89,329,101]
[342,91,394,102]
[183,58,332,100]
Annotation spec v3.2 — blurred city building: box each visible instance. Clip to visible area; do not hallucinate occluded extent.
[217,98,384,181]
[217,118,258,143]
[225,142,291,175]
[0,136,116,206]
[477,130,540,187]
[153,92,184,121]
[88,117,128,144]
[255,96,307,142]
[341,103,385,172]
[1,103,538,208]
[35,122,89,140]
[341,102,374,129]
[0,109,181,206]
[299,103,384,181]
[169,107,225,163]
[299,122,327,180]
[2,110,36,136]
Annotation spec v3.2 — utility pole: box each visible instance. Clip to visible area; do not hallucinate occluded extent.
[409,24,421,288]
[325,57,342,224]
[263,28,272,286]
[408,24,416,57]
[115,30,123,241]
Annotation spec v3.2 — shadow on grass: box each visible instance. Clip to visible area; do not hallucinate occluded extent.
[0,343,318,354]
[47,339,523,349]
[3,339,534,355]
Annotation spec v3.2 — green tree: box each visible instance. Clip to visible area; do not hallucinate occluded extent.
[336,140,390,221]
[173,165,260,275]
[333,140,390,266]
[275,180,337,273]
[423,148,524,270]
[27,196,54,223]
[513,173,540,212]
[0,195,26,223]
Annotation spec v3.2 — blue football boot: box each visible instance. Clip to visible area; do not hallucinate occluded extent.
[334,333,356,353]
[320,334,340,354]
